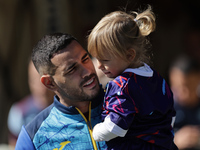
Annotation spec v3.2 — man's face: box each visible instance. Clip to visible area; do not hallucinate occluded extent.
[51,40,100,106]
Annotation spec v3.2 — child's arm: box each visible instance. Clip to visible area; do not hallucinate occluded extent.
[92,116,127,141]
[93,122,118,141]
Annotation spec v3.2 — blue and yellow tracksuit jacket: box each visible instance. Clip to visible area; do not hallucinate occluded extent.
[15,89,107,150]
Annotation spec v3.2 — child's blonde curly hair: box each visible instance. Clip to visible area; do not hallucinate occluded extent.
[88,5,156,66]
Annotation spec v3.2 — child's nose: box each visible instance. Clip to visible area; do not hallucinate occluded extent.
[97,60,104,69]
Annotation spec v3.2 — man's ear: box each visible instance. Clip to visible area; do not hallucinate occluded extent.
[127,48,136,62]
[40,75,56,91]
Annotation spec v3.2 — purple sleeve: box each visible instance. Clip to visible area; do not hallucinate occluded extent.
[15,126,36,150]
[102,80,136,130]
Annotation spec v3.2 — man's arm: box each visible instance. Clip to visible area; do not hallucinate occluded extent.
[15,126,36,150]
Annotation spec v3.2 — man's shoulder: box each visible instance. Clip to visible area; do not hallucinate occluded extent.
[25,103,54,140]
[15,126,36,150]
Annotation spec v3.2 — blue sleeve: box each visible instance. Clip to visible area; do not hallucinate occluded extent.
[15,126,35,150]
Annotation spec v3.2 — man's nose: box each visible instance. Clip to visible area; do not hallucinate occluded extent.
[81,64,93,78]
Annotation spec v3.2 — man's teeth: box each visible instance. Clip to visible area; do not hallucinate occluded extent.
[85,78,94,85]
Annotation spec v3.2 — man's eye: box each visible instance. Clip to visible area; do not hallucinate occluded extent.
[83,57,89,62]
[65,67,75,75]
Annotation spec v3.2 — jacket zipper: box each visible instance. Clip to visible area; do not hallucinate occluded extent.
[76,102,98,150]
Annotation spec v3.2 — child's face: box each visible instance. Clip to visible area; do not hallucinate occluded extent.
[95,54,130,78]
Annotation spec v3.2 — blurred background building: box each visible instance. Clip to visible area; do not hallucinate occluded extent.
[0,0,200,148]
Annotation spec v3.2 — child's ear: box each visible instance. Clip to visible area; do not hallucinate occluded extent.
[40,75,56,91]
[127,48,136,62]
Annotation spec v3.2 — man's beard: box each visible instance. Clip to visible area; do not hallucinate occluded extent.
[61,87,97,102]
[57,74,100,102]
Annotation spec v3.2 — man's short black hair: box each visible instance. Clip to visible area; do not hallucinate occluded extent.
[32,33,77,75]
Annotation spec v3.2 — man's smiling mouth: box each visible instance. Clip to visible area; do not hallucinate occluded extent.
[85,78,94,86]
[83,77,95,87]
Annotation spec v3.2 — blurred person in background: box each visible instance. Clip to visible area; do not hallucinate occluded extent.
[7,60,54,147]
[169,54,200,150]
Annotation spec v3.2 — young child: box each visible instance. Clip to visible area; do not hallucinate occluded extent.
[88,6,178,150]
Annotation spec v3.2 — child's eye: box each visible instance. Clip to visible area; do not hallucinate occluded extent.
[100,59,110,63]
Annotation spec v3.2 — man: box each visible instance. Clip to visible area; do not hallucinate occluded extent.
[15,33,107,150]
